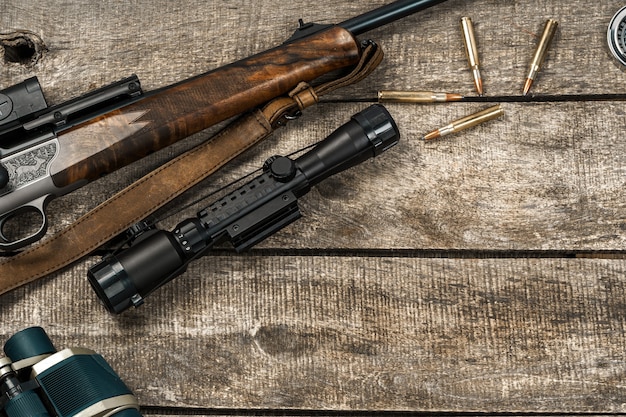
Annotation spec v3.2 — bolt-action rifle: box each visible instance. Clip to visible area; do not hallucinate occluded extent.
[0,0,447,250]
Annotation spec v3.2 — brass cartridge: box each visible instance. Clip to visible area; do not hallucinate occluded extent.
[423,104,504,140]
[378,90,463,103]
[523,19,558,95]
[460,17,484,96]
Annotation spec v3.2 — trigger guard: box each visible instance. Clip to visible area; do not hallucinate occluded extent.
[0,197,49,250]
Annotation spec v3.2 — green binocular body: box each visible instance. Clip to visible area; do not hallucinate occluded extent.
[0,326,141,417]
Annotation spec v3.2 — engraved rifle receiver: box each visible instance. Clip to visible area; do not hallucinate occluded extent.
[0,76,143,249]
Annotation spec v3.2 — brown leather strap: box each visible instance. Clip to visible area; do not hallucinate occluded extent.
[0,41,383,295]
[0,110,273,293]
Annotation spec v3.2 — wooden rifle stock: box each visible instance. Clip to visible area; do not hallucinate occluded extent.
[49,26,361,187]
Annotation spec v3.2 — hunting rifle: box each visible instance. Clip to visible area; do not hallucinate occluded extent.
[0,0,447,250]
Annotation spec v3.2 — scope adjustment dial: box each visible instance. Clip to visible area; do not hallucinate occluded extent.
[264,155,296,182]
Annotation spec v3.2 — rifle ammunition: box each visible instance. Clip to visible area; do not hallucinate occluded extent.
[422,104,504,140]
[523,19,558,95]
[378,90,463,103]
[460,17,484,96]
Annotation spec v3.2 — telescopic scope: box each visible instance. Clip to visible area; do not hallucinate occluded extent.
[88,104,399,314]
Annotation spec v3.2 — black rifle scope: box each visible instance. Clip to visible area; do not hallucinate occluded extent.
[88,104,399,314]
[0,326,141,417]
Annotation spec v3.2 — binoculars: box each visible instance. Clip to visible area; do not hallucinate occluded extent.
[0,327,141,417]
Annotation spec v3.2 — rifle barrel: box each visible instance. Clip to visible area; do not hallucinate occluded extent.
[339,0,448,36]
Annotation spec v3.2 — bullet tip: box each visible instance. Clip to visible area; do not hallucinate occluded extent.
[476,78,484,96]
[447,93,464,102]
[523,78,533,96]
[423,130,440,141]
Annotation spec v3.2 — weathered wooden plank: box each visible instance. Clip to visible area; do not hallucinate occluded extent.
[1,0,625,101]
[0,256,624,412]
[144,415,621,417]
[145,415,619,417]
[144,409,621,417]
[36,100,626,252]
[354,0,626,98]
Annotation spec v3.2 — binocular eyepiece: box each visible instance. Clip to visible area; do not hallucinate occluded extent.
[88,104,400,314]
[0,327,141,417]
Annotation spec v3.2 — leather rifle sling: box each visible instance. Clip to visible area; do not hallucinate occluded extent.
[0,42,383,295]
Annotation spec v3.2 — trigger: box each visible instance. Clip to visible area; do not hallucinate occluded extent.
[0,195,50,250]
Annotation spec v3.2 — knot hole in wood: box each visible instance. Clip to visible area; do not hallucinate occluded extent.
[0,31,46,66]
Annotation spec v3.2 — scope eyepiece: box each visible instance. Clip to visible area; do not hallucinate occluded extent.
[87,105,399,314]
[88,254,139,314]
[353,103,399,156]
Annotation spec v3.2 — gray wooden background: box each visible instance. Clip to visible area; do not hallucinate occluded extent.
[1,0,626,415]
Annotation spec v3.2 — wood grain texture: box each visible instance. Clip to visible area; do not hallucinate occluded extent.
[138,101,626,252]
[2,1,625,99]
[1,255,625,412]
[1,0,626,415]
